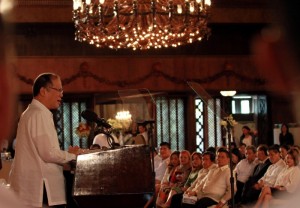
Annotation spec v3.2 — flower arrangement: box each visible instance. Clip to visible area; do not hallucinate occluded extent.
[220,114,238,129]
[75,122,91,138]
[107,118,132,131]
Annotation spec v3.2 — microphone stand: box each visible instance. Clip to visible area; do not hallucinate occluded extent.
[88,121,95,148]
[146,121,156,201]
[227,126,235,208]
[147,122,155,177]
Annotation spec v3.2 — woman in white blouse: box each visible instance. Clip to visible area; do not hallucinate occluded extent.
[254,149,300,208]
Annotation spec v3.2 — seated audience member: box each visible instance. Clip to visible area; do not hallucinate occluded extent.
[230,142,237,150]
[167,152,203,208]
[176,151,217,208]
[279,144,290,159]
[184,151,217,196]
[160,150,192,208]
[291,146,300,167]
[183,152,203,190]
[292,145,300,152]
[206,146,216,155]
[145,142,172,208]
[155,142,172,184]
[238,143,247,159]
[156,151,180,207]
[231,147,243,169]
[234,145,258,204]
[243,145,285,206]
[254,149,300,208]
[150,146,160,169]
[241,145,272,205]
[182,147,236,208]
[256,145,286,188]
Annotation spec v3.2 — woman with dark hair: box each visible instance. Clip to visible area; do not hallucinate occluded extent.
[279,123,294,146]
[230,142,237,150]
[240,126,253,146]
[156,151,180,207]
[279,144,290,159]
[231,147,243,169]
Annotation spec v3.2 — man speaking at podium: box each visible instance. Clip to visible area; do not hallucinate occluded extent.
[9,73,80,208]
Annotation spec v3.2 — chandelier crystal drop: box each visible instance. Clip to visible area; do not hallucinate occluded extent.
[72,0,211,50]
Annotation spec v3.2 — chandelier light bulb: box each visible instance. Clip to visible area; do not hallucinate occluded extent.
[190,2,195,12]
[73,0,81,10]
[177,5,183,14]
[205,0,212,6]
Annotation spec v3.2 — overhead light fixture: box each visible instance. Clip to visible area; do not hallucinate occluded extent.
[72,0,211,50]
[115,110,132,121]
[220,90,236,97]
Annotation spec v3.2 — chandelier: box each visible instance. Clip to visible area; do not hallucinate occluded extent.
[72,0,211,50]
[115,110,132,121]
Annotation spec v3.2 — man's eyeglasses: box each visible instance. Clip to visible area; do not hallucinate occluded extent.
[48,87,63,93]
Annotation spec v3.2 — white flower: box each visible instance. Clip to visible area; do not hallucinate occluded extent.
[220,120,227,126]
[221,114,238,128]
[107,118,132,131]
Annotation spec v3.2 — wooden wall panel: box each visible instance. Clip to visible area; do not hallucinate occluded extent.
[12,55,266,94]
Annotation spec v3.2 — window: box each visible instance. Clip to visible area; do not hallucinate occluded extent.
[195,98,222,152]
[55,101,88,150]
[232,96,252,114]
[195,99,204,152]
[156,97,185,151]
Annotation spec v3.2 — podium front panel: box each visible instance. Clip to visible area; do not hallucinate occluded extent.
[73,145,154,208]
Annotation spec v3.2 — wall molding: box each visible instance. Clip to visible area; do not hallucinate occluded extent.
[14,61,265,88]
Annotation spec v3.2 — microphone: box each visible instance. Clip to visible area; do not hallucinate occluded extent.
[81,110,111,128]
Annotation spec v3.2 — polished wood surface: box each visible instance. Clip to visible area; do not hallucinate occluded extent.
[73,145,154,208]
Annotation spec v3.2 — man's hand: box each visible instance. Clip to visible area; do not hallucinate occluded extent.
[215,201,225,208]
[186,190,197,196]
[68,146,81,155]
[254,181,263,190]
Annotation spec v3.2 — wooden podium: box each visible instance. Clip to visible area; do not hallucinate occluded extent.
[73,145,154,208]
